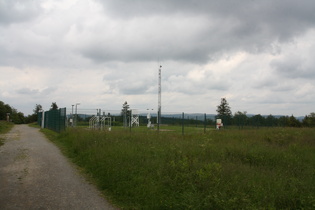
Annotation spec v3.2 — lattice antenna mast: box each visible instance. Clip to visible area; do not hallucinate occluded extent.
[158,65,162,129]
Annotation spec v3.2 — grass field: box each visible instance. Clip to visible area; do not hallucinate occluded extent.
[43,126,315,209]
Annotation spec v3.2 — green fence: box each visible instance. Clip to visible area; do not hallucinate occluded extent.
[38,108,66,133]
[37,112,42,126]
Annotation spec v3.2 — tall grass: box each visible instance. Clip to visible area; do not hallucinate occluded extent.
[0,120,13,134]
[47,127,315,209]
[0,121,14,146]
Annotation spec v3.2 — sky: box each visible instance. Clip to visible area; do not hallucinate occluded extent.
[1,0,315,116]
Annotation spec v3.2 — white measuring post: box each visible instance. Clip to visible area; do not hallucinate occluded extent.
[216,119,223,130]
[147,112,151,128]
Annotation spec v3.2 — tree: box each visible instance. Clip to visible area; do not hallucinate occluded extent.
[0,101,26,123]
[234,111,248,128]
[0,101,6,120]
[216,98,232,125]
[288,115,301,127]
[33,104,42,115]
[265,114,278,127]
[278,116,289,127]
[10,109,25,124]
[0,101,13,121]
[121,101,130,127]
[302,112,315,127]
[27,104,43,123]
[250,114,265,128]
[50,102,58,110]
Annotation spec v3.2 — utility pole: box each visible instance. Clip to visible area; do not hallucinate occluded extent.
[75,103,80,127]
[71,105,74,127]
[158,65,162,131]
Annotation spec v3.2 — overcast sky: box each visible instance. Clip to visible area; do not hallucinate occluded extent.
[1,0,315,116]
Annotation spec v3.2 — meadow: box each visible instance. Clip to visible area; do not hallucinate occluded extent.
[43,126,315,209]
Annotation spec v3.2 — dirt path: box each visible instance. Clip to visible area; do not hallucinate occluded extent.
[0,125,117,210]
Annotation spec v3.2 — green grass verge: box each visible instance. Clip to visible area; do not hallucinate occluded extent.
[0,121,14,146]
[0,120,14,134]
[42,127,315,209]
[28,122,41,128]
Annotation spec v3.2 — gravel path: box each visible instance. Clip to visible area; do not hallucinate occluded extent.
[0,125,117,210]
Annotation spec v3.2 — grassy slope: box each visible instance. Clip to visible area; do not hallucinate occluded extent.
[43,127,315,209]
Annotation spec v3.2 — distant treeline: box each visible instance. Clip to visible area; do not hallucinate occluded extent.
[226,113,315,128]
[162,113,315,128]
[0,100,37,124]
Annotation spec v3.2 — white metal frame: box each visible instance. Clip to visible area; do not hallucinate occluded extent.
[130,109,139,127]
[89,115,112,131]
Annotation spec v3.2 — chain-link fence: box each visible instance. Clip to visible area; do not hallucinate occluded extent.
[65,107,305,134]
[36,106,305,134]
[65,108,218,134]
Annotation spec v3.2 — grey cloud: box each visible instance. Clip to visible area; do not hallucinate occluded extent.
[196,71,230,92]
[16,88,40,95]
[99,0,315,40]
[2,0,315,66]
[114,80,156,95]
[120,85,147,95]
[270,55,315,79]
[252,79,273,89]
[16,87,56,96]
[75,14,213,64]
[270,83,296,92]
[1,0,315,117]
[103,71,156,95]
[164,73,229,95]
[79,0,315,64]
[82,42,210,64]
[0,0,41,25]
[252,81,295,92]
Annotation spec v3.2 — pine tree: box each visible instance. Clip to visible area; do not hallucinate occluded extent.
[216,98,232,125]
[216,98,232,117]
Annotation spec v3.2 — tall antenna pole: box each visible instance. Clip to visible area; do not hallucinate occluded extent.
[158,65,162,131]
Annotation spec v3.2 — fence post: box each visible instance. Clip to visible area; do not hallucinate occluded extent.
[157,110,160,133]
[129,110,132,133]
[182,112,184,135]
[41,111,45,128]
[204,113,206,134]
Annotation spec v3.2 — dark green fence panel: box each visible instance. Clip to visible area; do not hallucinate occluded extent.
[37,112,42,126]
[43,108,66,133]
[59,108,66,132]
